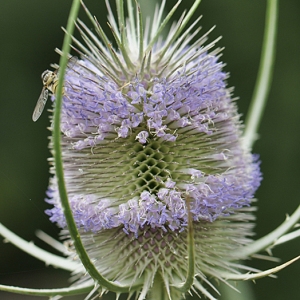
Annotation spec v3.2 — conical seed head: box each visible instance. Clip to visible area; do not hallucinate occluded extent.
[45,1,262,298]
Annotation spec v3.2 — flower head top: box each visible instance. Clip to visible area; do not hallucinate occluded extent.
[46,0,261,238]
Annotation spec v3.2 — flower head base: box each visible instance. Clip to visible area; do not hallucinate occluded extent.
[45,0,262,298]
[69,209,256,299]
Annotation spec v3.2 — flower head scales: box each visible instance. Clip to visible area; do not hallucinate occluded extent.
[45,1,262,299]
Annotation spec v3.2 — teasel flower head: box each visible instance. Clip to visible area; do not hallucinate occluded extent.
[45,0,263,299]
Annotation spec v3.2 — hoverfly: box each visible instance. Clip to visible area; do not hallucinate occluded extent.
[32,56,77,122]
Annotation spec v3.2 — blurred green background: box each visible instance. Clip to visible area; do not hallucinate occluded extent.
[0,0,299,299]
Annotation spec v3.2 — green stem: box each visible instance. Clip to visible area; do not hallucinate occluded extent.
[150,273,169,300]
[243,0,278,150]
[53,0,142,293]
[219,280,255,300]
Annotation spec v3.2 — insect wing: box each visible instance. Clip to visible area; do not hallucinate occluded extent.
[32,56,77,122]
[67,56,78,70]
[32,88,49,122]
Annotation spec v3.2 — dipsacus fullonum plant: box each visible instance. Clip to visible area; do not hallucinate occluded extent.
[0,1,299,300]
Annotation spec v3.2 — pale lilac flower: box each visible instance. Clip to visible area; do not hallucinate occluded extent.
[42,1,265,298]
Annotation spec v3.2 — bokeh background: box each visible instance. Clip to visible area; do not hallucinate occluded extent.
[0,1,299,299]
